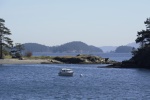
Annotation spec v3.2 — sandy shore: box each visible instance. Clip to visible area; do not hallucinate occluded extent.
[0,59,50,64]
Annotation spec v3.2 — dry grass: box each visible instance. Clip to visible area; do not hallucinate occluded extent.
[23,56,53,60]
[4,55,12,59]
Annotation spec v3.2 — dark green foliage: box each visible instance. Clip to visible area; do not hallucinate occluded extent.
[0,18,13,58]
[25,51,32,57]
[131,18,150,68]
[10,43,24,58]
[131,47,150,68]
[135,18,150,48]
[15,52,22,58]
[115,46,133,53]
[3,49,9,55]
[15,43,24,52]
[0,19,13,46]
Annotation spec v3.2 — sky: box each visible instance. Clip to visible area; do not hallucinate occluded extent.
[0,0,150,47]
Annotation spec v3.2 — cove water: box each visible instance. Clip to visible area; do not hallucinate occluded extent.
[0,53,150,100]
[0,64,150,100]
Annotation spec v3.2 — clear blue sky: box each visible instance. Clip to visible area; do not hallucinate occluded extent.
[0,0,150,46]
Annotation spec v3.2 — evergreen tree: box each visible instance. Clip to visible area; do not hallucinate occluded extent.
[135,18,150,48]
[131,18,150,68]
[0,18,13,59]
[15,43,24,53]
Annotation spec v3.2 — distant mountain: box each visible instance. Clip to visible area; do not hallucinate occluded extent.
[23,41,103,53]
[23,43,51,52]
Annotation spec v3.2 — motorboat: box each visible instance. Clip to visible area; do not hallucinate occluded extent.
[58,68,74,76]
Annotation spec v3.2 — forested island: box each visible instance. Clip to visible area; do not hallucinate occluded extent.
[114,46,134,53]
[23,42,135,53]
[23,41,103,53]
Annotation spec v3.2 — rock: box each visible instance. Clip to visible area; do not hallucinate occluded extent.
[106,62,122,68]
[52,54,117,64]
[106,60,138,68]
[41,59,63,64]
[53,56,85,64]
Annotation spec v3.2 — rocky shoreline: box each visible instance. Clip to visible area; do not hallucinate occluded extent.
[42,54,117,64]
[105,60,139,68]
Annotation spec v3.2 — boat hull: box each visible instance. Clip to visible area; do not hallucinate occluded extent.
[58,72,73,76]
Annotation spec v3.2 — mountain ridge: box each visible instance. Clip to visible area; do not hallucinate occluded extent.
[23,41,103,53]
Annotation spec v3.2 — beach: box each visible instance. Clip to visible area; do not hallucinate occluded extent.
[0,59,50,64]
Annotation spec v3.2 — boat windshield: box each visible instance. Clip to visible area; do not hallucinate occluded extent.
[61,68,72,71]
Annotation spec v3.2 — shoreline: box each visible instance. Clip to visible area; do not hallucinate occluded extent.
[0,54,118,65]
[0,59,140,69]
[0,59,50,64]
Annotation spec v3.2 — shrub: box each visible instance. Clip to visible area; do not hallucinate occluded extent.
[25,51,32,57]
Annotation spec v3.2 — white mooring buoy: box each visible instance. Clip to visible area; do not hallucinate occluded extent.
[80,74,83,77]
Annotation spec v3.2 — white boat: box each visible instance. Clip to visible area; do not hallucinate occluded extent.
[58,68,74,76]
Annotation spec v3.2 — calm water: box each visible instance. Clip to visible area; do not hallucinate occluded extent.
[0,64,150,100]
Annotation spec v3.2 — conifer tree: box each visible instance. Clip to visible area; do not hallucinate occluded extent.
[136,18,150,48]
[0,18,13,59]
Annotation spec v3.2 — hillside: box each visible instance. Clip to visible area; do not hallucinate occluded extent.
[115,46,133,53]
[23,43,51,52]
[23,41,103,53]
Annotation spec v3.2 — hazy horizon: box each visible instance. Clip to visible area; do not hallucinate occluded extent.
[1,0,149,47]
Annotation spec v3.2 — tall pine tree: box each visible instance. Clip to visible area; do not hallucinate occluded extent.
[0,18,13,59]
[131,18,150,68]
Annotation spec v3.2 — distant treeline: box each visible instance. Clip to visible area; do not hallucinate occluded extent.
[23,41,103,53]
[23,41,135,53]
[114,46,134,53]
